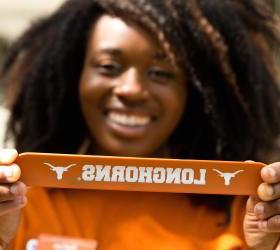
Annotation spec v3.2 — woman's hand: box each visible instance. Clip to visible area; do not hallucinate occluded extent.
[244,162,280,250]
[0,149,27,248]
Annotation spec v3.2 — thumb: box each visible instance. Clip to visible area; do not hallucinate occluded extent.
[246,196,260,214]
[245,160,260,213]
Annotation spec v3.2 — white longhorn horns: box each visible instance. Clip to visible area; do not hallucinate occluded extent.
[43,163,76,180]
[212,169,244,186]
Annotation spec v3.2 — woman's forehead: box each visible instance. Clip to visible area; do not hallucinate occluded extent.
[87,14,167,60]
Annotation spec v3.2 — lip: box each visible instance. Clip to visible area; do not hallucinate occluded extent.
[104,109,156,139]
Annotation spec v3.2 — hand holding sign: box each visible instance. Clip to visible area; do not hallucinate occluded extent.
[244,162,280,250]
[0,149,27,249]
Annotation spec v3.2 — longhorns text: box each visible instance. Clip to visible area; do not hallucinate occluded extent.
[81,165,207,185]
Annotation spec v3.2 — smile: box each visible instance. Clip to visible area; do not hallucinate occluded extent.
[107,111,152,127]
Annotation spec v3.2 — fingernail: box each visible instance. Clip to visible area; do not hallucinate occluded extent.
[255,204,264,215]
[0,149,17,163]
[4,168,14,178]
[15,196,26,205]
[258,221,267,230]
[266,185,274,196]
[264,168,277,178]
[10,185,18,195]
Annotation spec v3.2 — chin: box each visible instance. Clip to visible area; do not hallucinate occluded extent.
[106,146,152,157]
[102,141,160,158]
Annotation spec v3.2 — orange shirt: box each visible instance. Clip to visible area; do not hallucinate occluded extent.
[11,188,248,250]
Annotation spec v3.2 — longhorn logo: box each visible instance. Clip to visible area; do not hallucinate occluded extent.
[43,163,76,180]
[212,169,244,186]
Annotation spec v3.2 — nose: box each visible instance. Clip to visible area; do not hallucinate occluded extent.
[113,68,149,101]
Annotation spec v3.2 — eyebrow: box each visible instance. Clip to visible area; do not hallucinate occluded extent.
[96,48,122,56]
[95,47,169,63]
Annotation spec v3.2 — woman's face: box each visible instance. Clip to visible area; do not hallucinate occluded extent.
[79,15,186,157]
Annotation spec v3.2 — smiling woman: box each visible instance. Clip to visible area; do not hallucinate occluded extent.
[79,15,186,157]
[0,0,280,250]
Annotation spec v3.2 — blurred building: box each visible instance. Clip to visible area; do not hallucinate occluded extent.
[0,0,65,42]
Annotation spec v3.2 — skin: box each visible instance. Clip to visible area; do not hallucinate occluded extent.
[244,164,280,250]
[0,15,279,249]
[79,15,186,157]
[0,149,26,248]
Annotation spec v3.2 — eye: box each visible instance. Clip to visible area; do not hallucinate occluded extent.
[94,62,122,76]
[147,68,175,82]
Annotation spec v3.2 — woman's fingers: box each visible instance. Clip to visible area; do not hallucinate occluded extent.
[0,149,18,164]
[0,182,27,202]
[0,164,21,183]
[253,162,280,232]
[10,182,27,196]
[257,215,280,232]
[0,197,27,216]
[257,163,280,201]
[257,182,280,201]
[0,149,20,183]
[261,162,280,184]
[254,199,280,220]
[0,182,27,216]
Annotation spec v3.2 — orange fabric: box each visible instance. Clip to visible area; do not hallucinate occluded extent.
[11,188,249,250]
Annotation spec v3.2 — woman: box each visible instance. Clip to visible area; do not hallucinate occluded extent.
[0,0,280,249]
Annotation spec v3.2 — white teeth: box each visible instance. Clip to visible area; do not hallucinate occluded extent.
[108,112,151,126]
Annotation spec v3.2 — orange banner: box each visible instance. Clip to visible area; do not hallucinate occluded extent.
[16,153,265,195]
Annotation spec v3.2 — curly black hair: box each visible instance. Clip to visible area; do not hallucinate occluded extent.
[1,0,280,212]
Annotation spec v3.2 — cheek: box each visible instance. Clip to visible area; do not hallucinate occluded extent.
[79,70,108,109]
[160,85,187,122]
[151,85,186,144]
[78,74,108,134]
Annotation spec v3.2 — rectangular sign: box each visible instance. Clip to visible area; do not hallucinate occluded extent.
[16,153,265,195]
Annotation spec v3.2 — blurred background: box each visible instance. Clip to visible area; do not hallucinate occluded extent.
[0,0,65,101]
[0,0,66,146]
[0,0,65,42]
